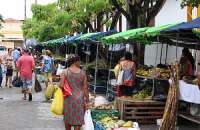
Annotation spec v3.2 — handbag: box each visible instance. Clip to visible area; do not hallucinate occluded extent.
[63,69,72,97]
[12,76,23,87]
[50,87,64,115]
[116,69,124,85]
[34,74,42,93]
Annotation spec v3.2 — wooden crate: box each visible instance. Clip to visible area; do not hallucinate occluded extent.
[116,97,166,124]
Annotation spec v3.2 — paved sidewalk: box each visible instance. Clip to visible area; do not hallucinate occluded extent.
[0,87,65,130]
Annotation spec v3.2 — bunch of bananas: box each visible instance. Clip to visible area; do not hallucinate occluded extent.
[137,67,170,80]
[136,68,150,77]
[100,116,118,129]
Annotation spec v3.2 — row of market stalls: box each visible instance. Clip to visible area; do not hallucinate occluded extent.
[41,18,200,129]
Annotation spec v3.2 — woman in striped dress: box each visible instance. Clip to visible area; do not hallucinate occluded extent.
[60,55,89,130]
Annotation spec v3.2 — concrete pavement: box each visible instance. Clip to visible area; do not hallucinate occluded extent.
[0,87,65,130]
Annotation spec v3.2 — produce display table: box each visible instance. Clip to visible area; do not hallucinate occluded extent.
[136,75,169,96]
[178,80,200,124]
[91,108,140,130]
[179,80,200,104]
[116,97,165,124]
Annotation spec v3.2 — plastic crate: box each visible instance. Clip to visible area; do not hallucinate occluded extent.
[94,121,105,130]
[91,109,119,121]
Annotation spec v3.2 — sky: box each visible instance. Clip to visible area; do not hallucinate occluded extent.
[0,0,57,20]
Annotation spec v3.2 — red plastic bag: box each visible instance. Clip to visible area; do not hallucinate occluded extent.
[63,79,72,97]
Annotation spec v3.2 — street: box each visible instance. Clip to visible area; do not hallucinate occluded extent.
[0,87,65,130]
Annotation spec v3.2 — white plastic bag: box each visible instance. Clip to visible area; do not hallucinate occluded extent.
[116,70,124,85]
[83,110,94,130]
[56,64,64,76]
[94,96,109,106]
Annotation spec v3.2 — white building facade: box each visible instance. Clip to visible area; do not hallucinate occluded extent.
[144,0,198,66]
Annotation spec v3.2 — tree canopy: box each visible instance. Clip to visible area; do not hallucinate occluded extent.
[0,14,3,37]
[22,0,121,42]
[181,0,200,8]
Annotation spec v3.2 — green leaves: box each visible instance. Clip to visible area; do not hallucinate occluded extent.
[22,0,116,42]
[0,14,3,37]
[32,3,57,21]
[180,0,200,8]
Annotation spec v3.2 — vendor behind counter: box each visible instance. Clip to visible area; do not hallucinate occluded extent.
[180,48,195,79]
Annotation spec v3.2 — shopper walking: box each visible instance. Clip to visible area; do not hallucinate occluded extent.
[41,50,54,88]
[17,49,35,101]
[60,55,89,130]
[13,47,21,76]
[13,47,21,68]
[4,48,13,88]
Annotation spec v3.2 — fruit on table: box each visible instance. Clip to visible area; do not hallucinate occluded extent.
[132,87,152,99]
[116,120,126,127]
[100,116,118,129]
[137,67,170,79]
[122,121,133,128]
[92,104,114,109]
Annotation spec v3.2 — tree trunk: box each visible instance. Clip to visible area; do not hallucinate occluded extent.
[97,12,104,32]
[126,3,146,65]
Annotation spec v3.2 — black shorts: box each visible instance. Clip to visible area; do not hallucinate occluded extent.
[120,85,133,96]
[6,68,13,77]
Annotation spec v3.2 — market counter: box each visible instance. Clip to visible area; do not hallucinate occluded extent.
[179,80,200,104]
[115,98,165,124]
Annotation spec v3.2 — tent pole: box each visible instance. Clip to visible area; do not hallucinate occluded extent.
[155,38,159,66]
[165,44,169,64]
[195,44,198,74]
[106,44,113,98]
[75,44,78,54]
[176,33,179,59]
[152,36,160,97]
[85,43,88,67]
[94,42,99,95]
[160,43,163,64]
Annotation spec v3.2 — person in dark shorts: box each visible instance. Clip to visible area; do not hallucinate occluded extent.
[17,48,35,101]
[4,48,13,88]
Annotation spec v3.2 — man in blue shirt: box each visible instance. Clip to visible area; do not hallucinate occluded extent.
[13,47,21,67]
[41,50,54,88]
[13,47,21,77]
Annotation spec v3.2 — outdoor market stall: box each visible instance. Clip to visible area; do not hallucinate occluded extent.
[160,17,200,124]
[99,19,200,125]
[100,24,180,100]
[99,24,180,124]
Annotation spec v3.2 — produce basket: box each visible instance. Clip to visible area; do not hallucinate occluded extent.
[93,120,106,130]
[91,109,119,121]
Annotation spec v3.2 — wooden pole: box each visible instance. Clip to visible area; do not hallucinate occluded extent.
[187,5,193,22]
[198,4,200,17]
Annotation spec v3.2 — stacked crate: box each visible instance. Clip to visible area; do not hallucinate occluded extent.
[116,97,165,124]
